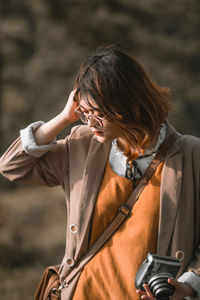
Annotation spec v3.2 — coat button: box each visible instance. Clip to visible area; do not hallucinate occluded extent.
[66,257,75,267]
[70,224,78,234]
[176,250,185,261]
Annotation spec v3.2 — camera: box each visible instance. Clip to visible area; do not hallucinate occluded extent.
[135,253,182,300]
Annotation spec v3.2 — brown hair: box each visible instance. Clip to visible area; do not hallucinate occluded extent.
[74,45,170,161]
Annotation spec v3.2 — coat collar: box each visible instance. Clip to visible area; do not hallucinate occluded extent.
[157,123,183,255]
[75,138,112,260]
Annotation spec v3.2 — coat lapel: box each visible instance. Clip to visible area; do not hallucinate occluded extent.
[157,132,183,255]
[75,138,111,260]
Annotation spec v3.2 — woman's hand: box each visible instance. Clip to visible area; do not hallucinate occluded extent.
[136,284,155,300]
[61,90,79,124]
[168,278,195,300]
[34,90,79,145]
[136,278,195,300]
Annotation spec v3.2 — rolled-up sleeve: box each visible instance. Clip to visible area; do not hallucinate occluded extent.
[178,271,200,300]
[0,124,69,187]
[20,121,56,158]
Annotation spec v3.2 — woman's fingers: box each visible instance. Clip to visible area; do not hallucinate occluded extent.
[136,285,156,300]
[62,90,79,123]
[143,284,154,297]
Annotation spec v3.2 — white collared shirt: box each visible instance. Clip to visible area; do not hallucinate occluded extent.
[109,123,167,178]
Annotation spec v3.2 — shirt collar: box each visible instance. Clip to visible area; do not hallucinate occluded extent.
[112,122,167,159]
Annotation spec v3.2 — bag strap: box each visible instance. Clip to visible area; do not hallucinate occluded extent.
[63,131,179,287]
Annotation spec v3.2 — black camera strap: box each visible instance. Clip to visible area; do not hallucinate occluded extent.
[55,130,179,292]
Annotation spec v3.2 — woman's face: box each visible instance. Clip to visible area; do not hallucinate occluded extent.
[78,98,124,144]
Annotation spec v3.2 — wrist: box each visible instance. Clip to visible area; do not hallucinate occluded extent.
[59,110,77,127]
[180,282,195,298]
[57,111,72,128]
[178,271,200,299]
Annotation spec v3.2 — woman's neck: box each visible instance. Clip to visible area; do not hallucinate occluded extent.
[116,138,126,152]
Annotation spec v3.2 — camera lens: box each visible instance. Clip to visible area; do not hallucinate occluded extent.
[148,273,174,300]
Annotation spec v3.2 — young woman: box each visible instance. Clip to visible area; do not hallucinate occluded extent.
[0,46,200,300]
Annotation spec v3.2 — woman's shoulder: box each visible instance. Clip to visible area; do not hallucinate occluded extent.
[166,123,200,162]
[167,123,200,152]
[69,124,93,139]
[178,133,200,162]
[180,133,200,149]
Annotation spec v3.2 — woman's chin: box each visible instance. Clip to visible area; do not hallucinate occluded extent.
[94,134,110,143]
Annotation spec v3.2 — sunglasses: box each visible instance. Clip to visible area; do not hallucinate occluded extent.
[75,106,105,129]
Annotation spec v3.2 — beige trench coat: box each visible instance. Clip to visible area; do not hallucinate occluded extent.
[0,123,200,299]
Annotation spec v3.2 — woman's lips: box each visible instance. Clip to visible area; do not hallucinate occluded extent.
[92,131,103,136]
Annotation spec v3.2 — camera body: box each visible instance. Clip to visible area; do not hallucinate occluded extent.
[135,253,181,300]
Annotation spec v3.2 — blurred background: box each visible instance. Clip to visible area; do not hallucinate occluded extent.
[0,0,200,298]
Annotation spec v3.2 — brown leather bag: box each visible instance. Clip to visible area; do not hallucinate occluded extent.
[35,265,61,300]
